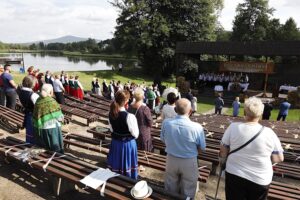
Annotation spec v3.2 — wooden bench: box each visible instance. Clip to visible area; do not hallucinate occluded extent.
[0,136,186,200]
[60,104,99,126]
[63,132,212,183]
[0,105,24,130]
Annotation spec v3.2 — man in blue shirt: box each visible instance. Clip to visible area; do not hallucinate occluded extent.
[161,98,206,198]
[1,64,17,109]
[277,99,291,121]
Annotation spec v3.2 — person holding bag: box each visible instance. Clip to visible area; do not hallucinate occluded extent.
[219,97,284,200]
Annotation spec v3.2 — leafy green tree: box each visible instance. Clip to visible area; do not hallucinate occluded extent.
[266,18,282,40]
[231,0,273,41]
[112,0,223,76]
[279,18,300,40]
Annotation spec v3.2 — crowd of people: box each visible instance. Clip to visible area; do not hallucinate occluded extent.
[198,72,249,87]
[0,64,289,199]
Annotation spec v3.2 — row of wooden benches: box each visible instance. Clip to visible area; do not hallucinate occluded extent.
[62,130,300,200]
[0,136,186,200]
[87,126,300,181]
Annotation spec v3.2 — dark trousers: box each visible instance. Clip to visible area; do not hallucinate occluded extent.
[225,172,269,200]
[0,88,5,106]
[262,115,270,120]
[215,107,222,115]
[54,92,65,105]
[277,114,287,121]
[5,90,17,110]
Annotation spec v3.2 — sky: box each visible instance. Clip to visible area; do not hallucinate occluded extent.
[0,0,299,43]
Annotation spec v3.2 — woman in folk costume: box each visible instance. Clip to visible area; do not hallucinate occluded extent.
[63,74,70,95]
[107,90,139,179]
[95,78,102,96]
[19,76,40,144]
[68,75,75,97]
[74,76,84,100]
[33,84,64,153]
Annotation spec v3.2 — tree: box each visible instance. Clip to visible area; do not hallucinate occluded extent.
[279,18,300,40]
[231,0,273,41]
[112,0,223,76]
[266,18,282,40]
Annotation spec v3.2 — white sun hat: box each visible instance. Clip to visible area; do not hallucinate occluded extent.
[130,180,153,199]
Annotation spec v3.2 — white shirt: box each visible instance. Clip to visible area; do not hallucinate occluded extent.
[108,107,139,139]
[21,87,39,104]
[53,79,64,92]
[161,104,177,120]
[221,122,283,185]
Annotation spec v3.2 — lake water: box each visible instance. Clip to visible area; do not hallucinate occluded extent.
[1,52,135,72]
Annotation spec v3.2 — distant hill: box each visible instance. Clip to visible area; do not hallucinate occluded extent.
[22,35,100,45]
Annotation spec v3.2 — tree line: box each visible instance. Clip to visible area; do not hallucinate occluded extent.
[1,0,300,77]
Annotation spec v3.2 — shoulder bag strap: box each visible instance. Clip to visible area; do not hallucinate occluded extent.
[228,126,264,156]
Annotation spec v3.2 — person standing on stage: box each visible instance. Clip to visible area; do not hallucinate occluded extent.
[107,90,139,179]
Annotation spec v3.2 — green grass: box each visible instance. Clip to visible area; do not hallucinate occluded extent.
[196,97,215,113]
[225,104,300,122]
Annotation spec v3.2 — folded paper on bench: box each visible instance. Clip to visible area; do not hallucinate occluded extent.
[80,168,119,189]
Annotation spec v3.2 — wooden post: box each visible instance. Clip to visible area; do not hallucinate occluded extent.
[22,52,25,73]
[262,56,269,97]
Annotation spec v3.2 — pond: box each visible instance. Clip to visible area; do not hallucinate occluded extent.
[1,52,136,72]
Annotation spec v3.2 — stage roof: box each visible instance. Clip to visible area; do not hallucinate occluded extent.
[175,41,300,56]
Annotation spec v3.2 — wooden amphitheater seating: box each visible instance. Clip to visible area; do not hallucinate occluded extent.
[64,99,109,118]
[0,136,185,200]
[0,105,24,130]
[83,95,111,107]
[63,132,212,183]
[60,104,99,126]
[65,95,110,112]
[88,93,112,103]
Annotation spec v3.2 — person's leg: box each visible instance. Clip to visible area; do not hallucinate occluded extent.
[179,157,198,198]
[282,115,287,121]
[277,114,282,121]
[0,88,5,106]
[225,172,247,200]
[165,155,180,194]
[5,91,16,110]
[215,107,218,114]
[219,108,222,115]
[246,179,269,200]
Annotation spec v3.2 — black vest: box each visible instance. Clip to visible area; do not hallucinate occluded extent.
[19,89,34,113]
[109,111,133,140]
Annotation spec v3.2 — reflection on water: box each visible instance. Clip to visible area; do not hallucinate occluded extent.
[5,52,135,72]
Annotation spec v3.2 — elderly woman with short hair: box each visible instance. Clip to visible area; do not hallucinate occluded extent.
[128,87,153,152]
[220,97,284,200]
[33,84,64,153]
